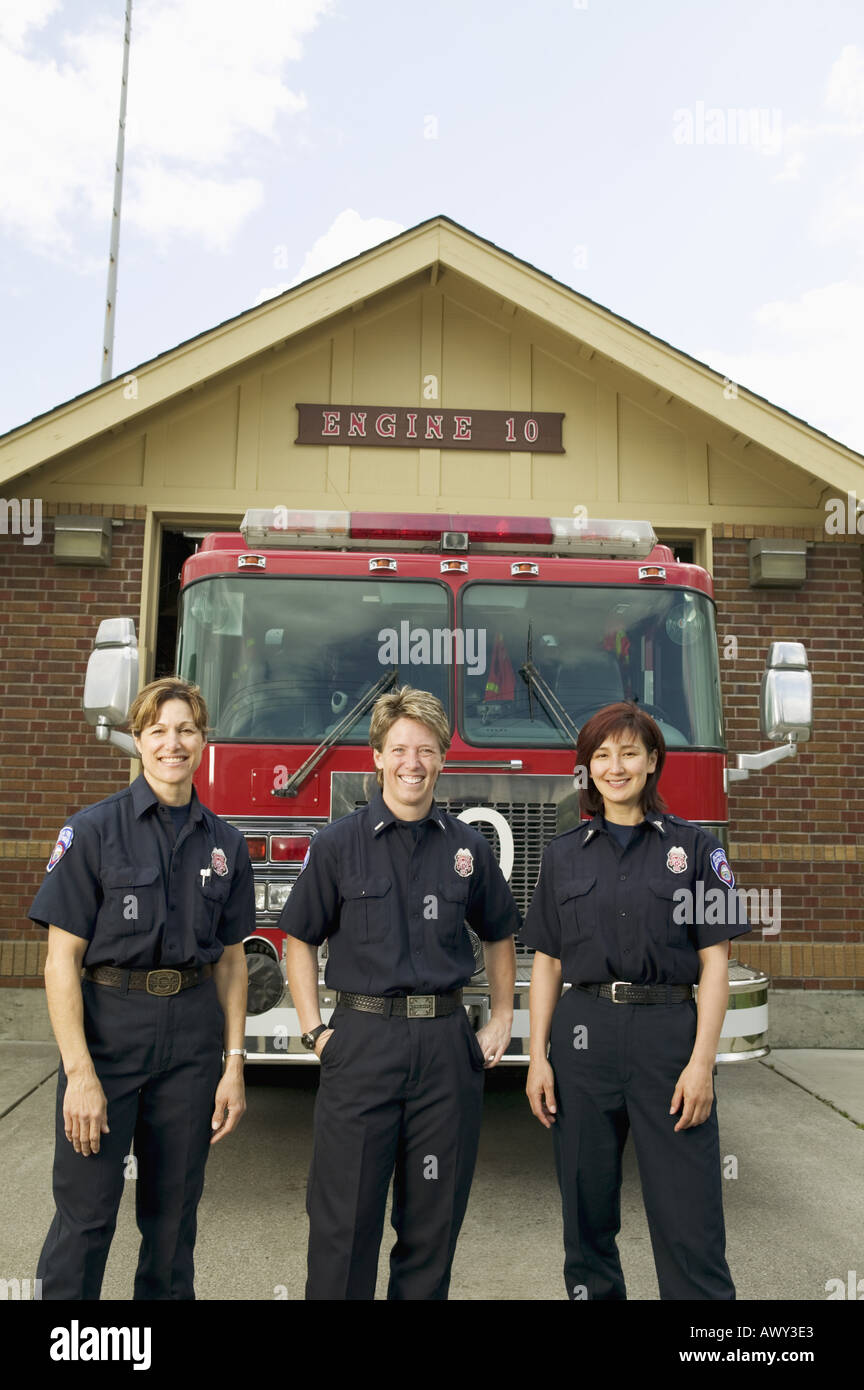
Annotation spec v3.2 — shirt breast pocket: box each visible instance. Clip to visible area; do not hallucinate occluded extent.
[438,880,471,947]
[341,875,392,945]
[556,875,598,942]
[100,865,161,934]
[199,874,231,937]
[648,877,688,946]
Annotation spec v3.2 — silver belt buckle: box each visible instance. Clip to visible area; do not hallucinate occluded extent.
[406,995,435,1018]
[610,981,628,1003]
[146,969,183,996]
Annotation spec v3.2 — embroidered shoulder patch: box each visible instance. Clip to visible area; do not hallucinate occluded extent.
[710,847,735,888]
[47,826,74,873]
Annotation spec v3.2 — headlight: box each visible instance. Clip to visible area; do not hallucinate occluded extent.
[254,882,267,912]
[267,882,292,911]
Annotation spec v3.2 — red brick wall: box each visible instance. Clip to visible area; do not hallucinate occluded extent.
[712,527,864,988]
[0,502,145,982]
[1,513,861,990]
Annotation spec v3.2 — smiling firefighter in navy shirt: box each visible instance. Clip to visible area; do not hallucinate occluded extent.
[281,686,519,1301]
[524,702,749,1301]
[29,678,252,1301]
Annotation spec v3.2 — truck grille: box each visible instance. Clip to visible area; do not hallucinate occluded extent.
[430,797,558,919]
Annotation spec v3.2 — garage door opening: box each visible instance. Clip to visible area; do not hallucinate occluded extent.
[154,528,205,679]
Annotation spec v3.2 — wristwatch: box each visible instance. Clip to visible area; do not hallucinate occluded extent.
[301,1024,328,1051]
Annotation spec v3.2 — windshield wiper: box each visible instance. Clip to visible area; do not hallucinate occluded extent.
[518,625,580,749]
[273,666,400,797]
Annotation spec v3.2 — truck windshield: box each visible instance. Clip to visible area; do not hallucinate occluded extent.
[459,584,724,749]
[177,577,451,741]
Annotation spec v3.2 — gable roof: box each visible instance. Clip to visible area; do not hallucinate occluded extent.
[2,214,862,494]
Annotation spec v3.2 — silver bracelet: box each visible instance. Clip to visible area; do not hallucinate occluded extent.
[224,1048,247,1059]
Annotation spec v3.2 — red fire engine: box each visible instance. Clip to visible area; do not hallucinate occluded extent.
[83,510,812,1062]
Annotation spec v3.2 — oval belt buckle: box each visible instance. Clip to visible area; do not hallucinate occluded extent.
[146,969,182,996]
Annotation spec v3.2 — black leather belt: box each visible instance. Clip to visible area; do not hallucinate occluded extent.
[337,989,462,1018]
[577,982,693,1005]
[84,964,213,996]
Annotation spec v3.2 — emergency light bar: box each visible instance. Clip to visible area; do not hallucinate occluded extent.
[240,510,658,559]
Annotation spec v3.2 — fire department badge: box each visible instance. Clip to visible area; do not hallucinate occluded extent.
[211,847,229,877]
[710,847,735,888]
[454,848,474,878]
[666,845,688,874]
[46,826,74,873]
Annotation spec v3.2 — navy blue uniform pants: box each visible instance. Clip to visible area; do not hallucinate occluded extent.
[38,976,224,1300]
[549,987,735,1301]
[306,1004,486,1300]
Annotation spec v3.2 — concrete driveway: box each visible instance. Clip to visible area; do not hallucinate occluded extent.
[1,1043,861,1302]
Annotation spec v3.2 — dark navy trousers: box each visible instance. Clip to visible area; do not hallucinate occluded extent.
[549,986,735,1301]
[306,1004,486,1300]
[38,976,224,1300]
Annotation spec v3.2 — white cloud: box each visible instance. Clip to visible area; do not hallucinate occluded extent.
[255,209,406,303]
[811,158,864,245]
[0,0,61,50]
[698,281,864,453]
[125,164,264,253]
[772,45,864,182]
[826,44,864,121]
[0,0,332,258]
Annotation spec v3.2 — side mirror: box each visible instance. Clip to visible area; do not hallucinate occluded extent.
[760,642,812,743]
[83,619,139,728]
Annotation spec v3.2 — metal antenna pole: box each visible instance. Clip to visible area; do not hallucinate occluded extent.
[101,0,132,383]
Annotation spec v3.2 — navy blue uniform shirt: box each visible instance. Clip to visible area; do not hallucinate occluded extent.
[29,774,254,969]
[521,812,749,986]
[279,790,520,995]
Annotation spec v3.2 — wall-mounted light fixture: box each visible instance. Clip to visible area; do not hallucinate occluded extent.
[53,515,113,566]
[748,537,807,588]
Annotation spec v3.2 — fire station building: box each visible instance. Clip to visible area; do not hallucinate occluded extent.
[1,215,861,1043]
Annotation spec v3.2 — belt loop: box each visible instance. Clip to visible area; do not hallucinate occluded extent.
[381,997,393,1019]
[119,966,131,997]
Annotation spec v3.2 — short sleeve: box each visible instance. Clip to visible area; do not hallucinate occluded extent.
[277,832,341,945]
[692,831,751,950]
[216,836,255,947]
[519,845,562,959]
[29,816,102,939]
[465,832,521,941]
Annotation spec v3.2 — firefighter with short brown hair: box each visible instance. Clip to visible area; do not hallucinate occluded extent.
[30,677,252,1300]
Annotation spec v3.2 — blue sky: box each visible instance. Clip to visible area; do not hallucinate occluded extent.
[2,0,863,450]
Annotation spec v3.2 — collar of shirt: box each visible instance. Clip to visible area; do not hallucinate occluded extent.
[579,811,668,844]
[366,789,447,837]
[130,772,204,826]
